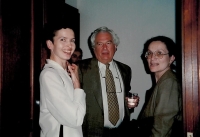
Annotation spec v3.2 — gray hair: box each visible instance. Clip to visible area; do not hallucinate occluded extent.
[90,26,120,49]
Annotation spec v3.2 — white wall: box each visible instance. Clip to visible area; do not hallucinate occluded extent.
[66,0,175,120]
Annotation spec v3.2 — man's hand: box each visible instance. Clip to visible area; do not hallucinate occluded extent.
[125,96,140,109]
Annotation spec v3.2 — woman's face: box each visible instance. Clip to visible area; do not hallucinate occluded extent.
[146,41,175,77]
[47,28,76,64]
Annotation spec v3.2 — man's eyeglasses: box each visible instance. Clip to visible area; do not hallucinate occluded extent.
[96,41,113,47]
[145,51,169,59]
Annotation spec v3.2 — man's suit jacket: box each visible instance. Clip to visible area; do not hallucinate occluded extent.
[78,58,132,137]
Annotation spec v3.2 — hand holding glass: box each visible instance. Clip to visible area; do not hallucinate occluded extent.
[128,92,138,107]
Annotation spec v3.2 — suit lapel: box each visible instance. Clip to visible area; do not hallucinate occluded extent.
[90,59,104,110]
[114,60,130,118]
[114,60,125,93]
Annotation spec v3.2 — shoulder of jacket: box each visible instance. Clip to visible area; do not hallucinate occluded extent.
[114,60,131,70]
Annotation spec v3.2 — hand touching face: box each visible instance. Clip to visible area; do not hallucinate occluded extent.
[68,64,80,89]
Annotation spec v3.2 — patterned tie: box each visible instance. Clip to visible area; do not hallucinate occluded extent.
[105,64,119,125]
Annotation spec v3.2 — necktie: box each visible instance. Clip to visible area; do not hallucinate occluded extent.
[105,64,119,125]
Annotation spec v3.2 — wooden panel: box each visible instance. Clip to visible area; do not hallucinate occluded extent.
[0,0,32,136]
[30,0,34,136]
[0,0,2,134]
[182,0,200,136]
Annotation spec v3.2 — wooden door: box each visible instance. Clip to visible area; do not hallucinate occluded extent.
[181,0,200,137]
[0,0,33,136]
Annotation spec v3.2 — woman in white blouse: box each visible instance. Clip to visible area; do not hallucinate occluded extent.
[39,22,86,137]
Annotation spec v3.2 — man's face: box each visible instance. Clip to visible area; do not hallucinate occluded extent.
[93,32,117,64]
[71,51,82,64]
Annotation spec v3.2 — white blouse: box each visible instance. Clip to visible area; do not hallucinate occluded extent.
[39,59,86,137]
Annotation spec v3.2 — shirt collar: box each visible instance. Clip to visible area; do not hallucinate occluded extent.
[98,60,114,70]
[98,60,118,78]
[45,59,65,70]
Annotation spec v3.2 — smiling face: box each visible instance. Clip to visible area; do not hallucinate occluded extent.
[147,41,175,80]
[46,28,76,65]
[93,32,117,64]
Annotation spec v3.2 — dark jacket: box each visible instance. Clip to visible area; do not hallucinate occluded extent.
[78,58,132,137]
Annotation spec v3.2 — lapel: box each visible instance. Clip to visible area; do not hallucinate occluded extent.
[82,59,128,112]
[90,59,126,111]
[91,59,103,111]
[114,60,130,117]
[114,60,126,94]
[88,58,104,110]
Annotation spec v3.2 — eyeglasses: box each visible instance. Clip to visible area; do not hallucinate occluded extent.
[145,51,169,59]
[96,41,113,47]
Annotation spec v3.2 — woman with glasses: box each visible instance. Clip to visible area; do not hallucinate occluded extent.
[137,36,182,137]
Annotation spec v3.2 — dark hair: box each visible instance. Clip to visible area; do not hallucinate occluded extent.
[142,36,176,57]
[42,21,76,58]
[43,21,75,42]
[141,36,177,73]
[74,47,83,58]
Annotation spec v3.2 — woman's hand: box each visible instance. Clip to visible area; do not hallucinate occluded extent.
[68,64,80,89]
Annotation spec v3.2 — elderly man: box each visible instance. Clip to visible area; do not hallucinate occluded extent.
[78,26,139,137]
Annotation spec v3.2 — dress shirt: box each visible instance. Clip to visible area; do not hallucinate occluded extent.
[98,61,124,128]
